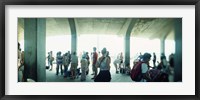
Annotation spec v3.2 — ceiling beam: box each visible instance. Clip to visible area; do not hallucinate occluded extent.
[117,18,133,36]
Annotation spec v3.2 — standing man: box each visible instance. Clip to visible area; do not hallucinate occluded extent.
[153,52,156,67]
[56,51,63,75]
[91,47,98,79]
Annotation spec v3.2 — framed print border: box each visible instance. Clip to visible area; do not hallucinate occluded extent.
[0,0,200,100]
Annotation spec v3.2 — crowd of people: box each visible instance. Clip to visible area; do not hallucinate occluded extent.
[131,52,174,82]
[46,46,175,82]
[46,47,112,82]
[18,42,175,82]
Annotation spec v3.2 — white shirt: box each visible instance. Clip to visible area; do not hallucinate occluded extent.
[141,63,148,82]
[141,63,148,73]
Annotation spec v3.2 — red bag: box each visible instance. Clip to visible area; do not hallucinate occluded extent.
[130,61,143,82]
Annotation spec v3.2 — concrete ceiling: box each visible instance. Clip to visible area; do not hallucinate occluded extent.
[18,18,174,41]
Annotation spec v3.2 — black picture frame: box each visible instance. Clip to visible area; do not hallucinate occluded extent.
[0,0,199,100]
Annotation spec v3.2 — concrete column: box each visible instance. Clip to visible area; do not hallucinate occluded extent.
[174,18,182,82]
[36,19,46,82]
[124,35,130,66]
[160,39,165,55]
[124,19,137,66]
[68,18,77,53]
[24,18,46,82]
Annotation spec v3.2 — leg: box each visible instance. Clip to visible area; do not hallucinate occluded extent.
[56,64,59,75]
[114,62,118,73]
[91,64,95,75]
[63,65,67,77]
[50,62,53,71]
[61,64,63,75]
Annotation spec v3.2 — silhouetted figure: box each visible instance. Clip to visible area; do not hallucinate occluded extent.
[153,52,156,67]
[48,51,54,71]
[56,51,63,75]
[157,53,168,72]
[91,47,98,79]
[85,52,90,75]
[169,53,174,68]
[63,53,69,78]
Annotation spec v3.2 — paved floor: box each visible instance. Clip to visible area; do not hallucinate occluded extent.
[46,64,133,82]
[46,64,174,82]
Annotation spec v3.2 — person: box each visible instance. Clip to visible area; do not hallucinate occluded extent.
[18,42,21,69]
[119,52,124,70]
[56,51,63,75]
[18,43,24,82]
[113,52,123,73]
[80,53,88,81]
[125,63,131,75]
[113,56,121,73]
[94,48,111,82]
[85,52,90,75]
[70,51,78,79]
[168,53,174,81]
[106,51,111,70]
[169,53,174,68]
[153,52,156,67]
[49,51,54,71]
[157,53,168,72]
[67,51,71,67]
[63,53,69,78]
[140,53,152,82]
[138,52,143,61]
[91,47,98,79]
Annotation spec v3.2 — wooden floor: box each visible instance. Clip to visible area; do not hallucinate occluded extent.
[46,64,133,82]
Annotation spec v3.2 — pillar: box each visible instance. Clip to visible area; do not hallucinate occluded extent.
[24,18,46,82]
[160,39,165,55]
[68,18,77,54]
[124,19,137,66]
[174,18,182,82]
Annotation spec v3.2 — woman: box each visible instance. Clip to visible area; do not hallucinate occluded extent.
[94,48,111,82]
[140,53,151,82]
[80,53,88,81]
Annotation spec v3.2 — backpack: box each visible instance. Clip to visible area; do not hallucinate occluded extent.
[130,61,143,82]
